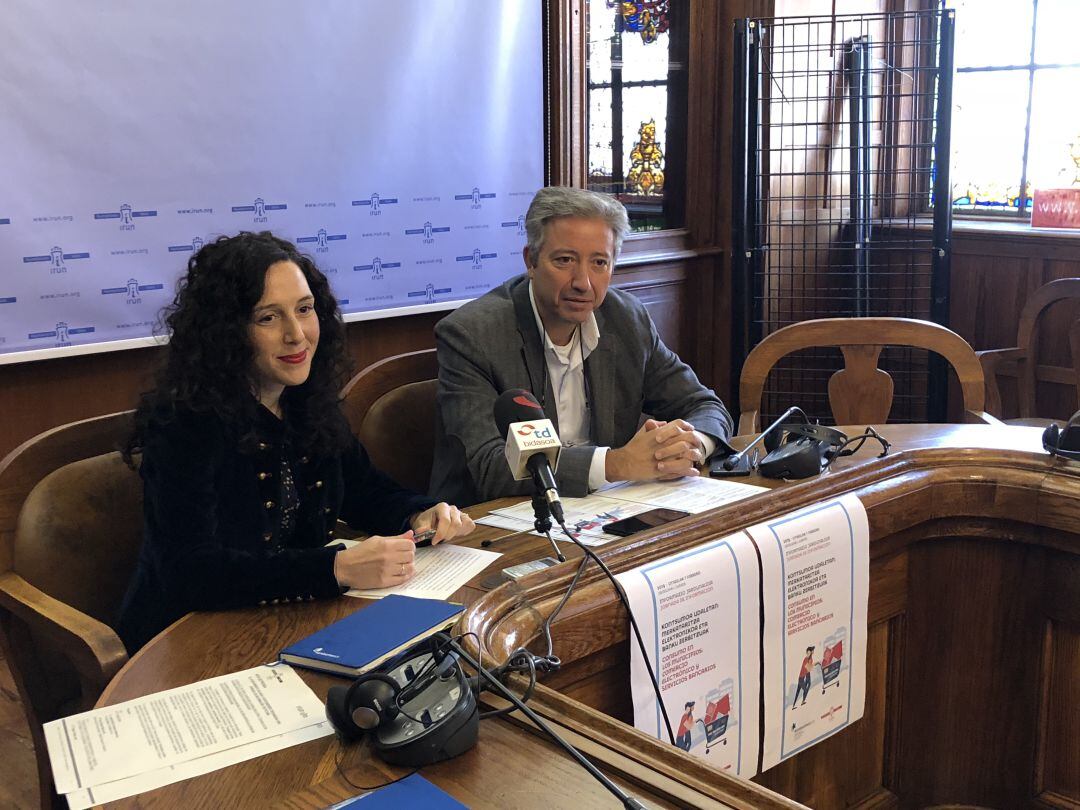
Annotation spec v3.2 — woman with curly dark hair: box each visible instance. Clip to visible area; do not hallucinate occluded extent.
[118,231,473,653]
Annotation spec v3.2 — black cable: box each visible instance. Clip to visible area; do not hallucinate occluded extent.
[447,638,646,810]
[539,555,589,662]
[333,738,418,792]
[824,425,890,467]
[554,521,676,746]
[478,558,588,719]
[480,650,537,719]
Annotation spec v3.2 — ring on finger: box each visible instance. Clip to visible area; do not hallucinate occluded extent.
[399,563,406,576]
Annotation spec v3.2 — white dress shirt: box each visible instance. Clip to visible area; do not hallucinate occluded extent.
[528,282,716,491]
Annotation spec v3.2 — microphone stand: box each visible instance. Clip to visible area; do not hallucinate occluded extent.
[531,491,567,563]
[722,405,808,471]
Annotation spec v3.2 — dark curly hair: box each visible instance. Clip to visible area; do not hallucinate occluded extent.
[126,231,353,462]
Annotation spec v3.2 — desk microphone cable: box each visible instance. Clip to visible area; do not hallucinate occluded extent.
[447,636,647,809]
[551,518,676,746]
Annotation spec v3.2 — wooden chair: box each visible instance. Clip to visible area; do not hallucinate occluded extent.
[737,317,997,434]
[976,277,1080,423]
[0,411,141,809]
[340,349,439,494]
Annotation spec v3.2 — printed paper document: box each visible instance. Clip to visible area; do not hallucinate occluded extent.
[339,540,501,600]
[477,477,767,544]
[44,664,326,796]
[616,494,869,776]
[63,721,333,809]
[615,531,762,777]
[748,493,869,768]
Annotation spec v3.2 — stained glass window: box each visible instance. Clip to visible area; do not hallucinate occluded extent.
[944,0,1080,215]
[586,1,686,231]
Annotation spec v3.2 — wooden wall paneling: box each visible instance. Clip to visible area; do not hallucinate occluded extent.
[0,346,160,466]
[1036,620,1080,806]
[948,229,1080,420]
[897,539,1048,808]
[756,619,898,809]
[614,262,691,362]
[1034,552,1080,805]
[0,312,447,464]
[544,0,586,188]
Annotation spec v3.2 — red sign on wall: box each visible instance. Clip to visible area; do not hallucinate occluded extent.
[1031,188,1080,229]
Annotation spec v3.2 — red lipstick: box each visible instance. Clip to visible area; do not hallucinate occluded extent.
[278,350,308,364]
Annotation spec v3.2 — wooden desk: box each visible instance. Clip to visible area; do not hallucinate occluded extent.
[461,423,1080,809]
[95,425,1078,808]
[94,511,704,807]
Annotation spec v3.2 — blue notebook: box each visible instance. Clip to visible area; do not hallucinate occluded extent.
[278,595,463,677]
[329,773,468,808]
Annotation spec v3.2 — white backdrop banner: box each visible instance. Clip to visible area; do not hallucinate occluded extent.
[0,1,543,361]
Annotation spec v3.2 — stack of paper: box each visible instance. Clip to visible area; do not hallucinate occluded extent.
[44,665,333,809]
[477,476,768,546]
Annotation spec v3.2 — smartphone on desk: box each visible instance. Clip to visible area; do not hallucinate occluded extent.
[502,557,560,581]
[602,508,690,537]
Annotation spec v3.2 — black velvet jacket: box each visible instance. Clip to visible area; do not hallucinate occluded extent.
[117,406,436,653]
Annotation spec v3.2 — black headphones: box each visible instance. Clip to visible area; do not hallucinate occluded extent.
[325,635,459,742]
[326,671,403,741]
[759,421,890,479]
[1042,409,1080,461]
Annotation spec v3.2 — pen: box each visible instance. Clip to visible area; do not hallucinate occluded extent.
[413,529,437,545]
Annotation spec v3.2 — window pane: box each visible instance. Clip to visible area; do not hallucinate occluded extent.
[1027,67,1080,190]
[587,3,615,85]
[620,16,670,83]
[951,71,1029,210]
[585,0,685,232]
[622,85,668,194]
[1034,0,1080,66]
[588,87,614,181]
[945,0,1034,68]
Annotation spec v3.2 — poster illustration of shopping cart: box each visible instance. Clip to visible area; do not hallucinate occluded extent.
[819,633,844,693]
[786,628,849,709]
[673,678,735,754]
[701,679,734,752]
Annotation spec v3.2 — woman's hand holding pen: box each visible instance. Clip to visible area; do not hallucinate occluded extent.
[333,534,417,590]
[409,502,476,545]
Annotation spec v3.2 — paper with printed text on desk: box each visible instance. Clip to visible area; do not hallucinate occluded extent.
[336,539,501,600]
[43,664,327,799]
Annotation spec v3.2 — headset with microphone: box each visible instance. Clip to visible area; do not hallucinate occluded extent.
[719,406,890,479]
[1042,409,1080,461]
[325,634,479,765]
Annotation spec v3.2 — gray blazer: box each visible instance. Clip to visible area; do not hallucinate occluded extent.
[430,274,734,506]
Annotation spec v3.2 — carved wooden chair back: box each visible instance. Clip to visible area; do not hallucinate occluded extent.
[0,411,140,809]
[977,277,1080,421]
[737,317,991,434]
[340,349,439,494]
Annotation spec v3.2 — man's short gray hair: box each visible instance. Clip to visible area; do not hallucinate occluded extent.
[524,186,630,265]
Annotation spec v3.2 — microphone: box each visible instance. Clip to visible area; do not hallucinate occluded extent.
[721,405,806,471]
[491,395,675,747]
[493,389,565,524]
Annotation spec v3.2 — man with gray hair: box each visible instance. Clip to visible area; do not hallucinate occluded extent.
[429,186,733,506]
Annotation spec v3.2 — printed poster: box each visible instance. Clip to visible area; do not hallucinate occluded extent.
[749,494,869,769]
[615,532,761,777]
